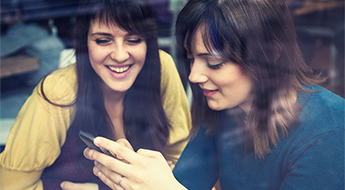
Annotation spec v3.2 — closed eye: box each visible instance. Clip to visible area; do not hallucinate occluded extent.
[95,38,112,45]
[207,62,224,70]
[127,38,143,44]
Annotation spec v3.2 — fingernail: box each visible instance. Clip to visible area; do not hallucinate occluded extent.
[89,149,94,157]
[94,137,101,145]
[60,182,65,188]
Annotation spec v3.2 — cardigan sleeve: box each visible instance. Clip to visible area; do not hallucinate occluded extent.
[0,65,77,190]
[158,50,192,169]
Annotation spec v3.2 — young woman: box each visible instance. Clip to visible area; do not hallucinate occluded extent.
[82,0,344,189]
[0,0,191,189]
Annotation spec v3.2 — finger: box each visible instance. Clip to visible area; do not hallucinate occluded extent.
[84,147,109,161]
[84,148,92,160]
[60,181,68,190]
[94,161,122,185]
[60,181,83,190]
[88,148,131,177]
[116,138,134,151]
[95,166,125,190]
[94,137,138,163]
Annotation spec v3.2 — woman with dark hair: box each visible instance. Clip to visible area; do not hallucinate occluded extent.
[82,0,344,189]
[0,0,191,189]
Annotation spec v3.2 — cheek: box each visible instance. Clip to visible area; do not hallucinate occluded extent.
[131,43,147,64]
[218,71,252,97]
[88,43,107,63]
[87,43,97,61]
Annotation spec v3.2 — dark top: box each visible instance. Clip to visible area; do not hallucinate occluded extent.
[41,125,110,190]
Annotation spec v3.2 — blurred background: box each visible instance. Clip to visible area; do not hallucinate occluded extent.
[1,0,344,151]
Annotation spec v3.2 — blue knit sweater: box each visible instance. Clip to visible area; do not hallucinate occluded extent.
[173,87,344,190]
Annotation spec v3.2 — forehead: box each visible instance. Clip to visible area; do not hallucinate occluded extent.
[90,17,115,29]
[185,28,216,55]
[88,18,126,34]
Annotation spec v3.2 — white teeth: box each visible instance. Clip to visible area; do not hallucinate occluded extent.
[107,65,130,73]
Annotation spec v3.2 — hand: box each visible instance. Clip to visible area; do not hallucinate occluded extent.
[60,181,98,190]
[84,137,186,190]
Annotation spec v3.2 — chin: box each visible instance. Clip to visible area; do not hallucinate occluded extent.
[207,103,223,111]
[111,87,131,93]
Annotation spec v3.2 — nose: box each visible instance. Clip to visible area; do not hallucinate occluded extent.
[188,61,208,84]
[109,44,129,63]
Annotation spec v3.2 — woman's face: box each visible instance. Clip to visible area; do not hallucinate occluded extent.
[188,29,254,113]
[87,18,147,94]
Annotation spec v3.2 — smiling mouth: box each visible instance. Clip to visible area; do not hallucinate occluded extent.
[106,65,132,73]
[203,89,218,94]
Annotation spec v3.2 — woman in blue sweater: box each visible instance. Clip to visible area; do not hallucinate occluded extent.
[82,0,344,189]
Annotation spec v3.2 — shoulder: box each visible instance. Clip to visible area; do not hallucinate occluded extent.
[158,49,173,62]
[158,50,175,73]
[286,87,344,149]
[158,50,181,92]
[38,64,77,104]
[299,86,344,131]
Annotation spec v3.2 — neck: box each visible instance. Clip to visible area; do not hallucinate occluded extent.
[101,83,127,140]
[101,81,126,104]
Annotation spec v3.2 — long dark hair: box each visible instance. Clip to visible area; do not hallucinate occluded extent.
[41,0,170,151]
[176,0,324,157]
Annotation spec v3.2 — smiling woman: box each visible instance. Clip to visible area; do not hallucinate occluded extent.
[0,0,191,189]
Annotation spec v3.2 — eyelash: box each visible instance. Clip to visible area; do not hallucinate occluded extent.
[95,39,111,45]
[95,38,143,45]
[127,38,143,44]
[207,62,223,70]
[187,57,224,70]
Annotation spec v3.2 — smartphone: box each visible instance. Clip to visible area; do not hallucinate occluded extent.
[79,130,113,157]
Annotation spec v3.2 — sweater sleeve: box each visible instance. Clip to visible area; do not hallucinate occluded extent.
[158,50,192,169]
[0,65,77,190]
[279,128,344,190]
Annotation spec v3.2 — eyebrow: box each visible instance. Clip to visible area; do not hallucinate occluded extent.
[197,53,221,57]
[197,53,213,56]
[90,32,112,36]
[90,32,142,38]
[187,52,220,58]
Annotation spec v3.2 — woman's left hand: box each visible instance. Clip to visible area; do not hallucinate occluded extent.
[60,181,98,190]
[84,137,186,190]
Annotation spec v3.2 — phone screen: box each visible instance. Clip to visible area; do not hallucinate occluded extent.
[79,130,113,157]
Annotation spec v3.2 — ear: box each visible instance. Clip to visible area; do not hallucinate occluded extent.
[273,41,282,62]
